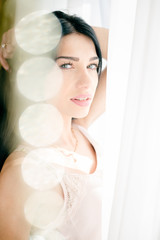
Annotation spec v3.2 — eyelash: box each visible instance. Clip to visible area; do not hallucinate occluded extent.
[59,62,99,71]
[60,62,73,69]
[87,63,98,70]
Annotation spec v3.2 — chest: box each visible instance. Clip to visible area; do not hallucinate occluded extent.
[76,133,97,174]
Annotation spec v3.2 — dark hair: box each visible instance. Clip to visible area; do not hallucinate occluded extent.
[0,70,18,171]
[53,11,102,75]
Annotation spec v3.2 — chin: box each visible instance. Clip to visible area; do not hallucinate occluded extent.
[72,109,89,119]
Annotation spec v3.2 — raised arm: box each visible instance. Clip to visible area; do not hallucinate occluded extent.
[0,28,16,71]
[73,27,109,128]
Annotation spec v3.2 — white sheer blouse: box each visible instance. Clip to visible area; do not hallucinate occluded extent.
[12,125,103,240]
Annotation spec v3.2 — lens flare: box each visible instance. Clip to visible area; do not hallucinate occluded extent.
[21,148,65,190]
[19,104,63,147]
[30,230,65,240]
[30,235,45,240]
[15,11,62,55]
[25,191,64,229]
[17,57,62,102]
[44,230,66,240]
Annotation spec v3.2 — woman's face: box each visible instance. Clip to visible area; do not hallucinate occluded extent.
[51,33,99,119]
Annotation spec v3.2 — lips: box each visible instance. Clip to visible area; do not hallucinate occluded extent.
[71,94,92,107]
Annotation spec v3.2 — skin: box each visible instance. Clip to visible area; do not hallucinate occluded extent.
[0,27,108,126]
[0,31,108,239]
[0,28,16,71]
[74,27,108,128]
[50,33,99,148]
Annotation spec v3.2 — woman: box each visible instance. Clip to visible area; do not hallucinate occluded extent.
[0,11,108,240]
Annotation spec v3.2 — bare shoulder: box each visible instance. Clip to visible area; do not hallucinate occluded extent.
[0,147,65,239]
[1,149,25,171]
[0,151,32,240]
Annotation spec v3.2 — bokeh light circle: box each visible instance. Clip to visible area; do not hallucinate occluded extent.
[15,11,62,55]
[30,230,66,240]
[19,104,63,147]
[30,235,45,240]
[44,230,66,240]
[25,191,64,228]
[21,148,65,190]
[17,57,63,102]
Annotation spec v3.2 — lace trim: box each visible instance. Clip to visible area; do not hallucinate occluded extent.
[62,173,88,217]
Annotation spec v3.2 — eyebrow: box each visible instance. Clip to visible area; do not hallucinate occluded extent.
[55,56,99,61]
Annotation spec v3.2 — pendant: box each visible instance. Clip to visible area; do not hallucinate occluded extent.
[64,152,77,163]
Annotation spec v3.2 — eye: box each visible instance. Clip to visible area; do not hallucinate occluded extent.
[87,63,98,70]
[60,63,73,69]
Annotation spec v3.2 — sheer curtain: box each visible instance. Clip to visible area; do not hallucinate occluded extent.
[15,0,108,27]
[106,0,160,239]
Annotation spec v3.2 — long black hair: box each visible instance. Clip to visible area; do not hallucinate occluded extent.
[53,11,102,75]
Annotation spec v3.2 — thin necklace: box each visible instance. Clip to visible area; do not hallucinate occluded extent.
[71,128,78,153]
[71,128,78,162]
[65,128,78,162]
[54,128,78,163]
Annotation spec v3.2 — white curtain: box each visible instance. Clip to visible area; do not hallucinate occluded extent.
[106,0,160,239]
[15,0,109,27]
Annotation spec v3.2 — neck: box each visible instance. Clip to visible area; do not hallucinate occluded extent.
[53,117,77,151]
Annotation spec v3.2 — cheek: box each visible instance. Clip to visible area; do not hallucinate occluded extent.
[60,72,73,87]
[57,72,72,92]
[94,76,99,88]
[90,71,99,83]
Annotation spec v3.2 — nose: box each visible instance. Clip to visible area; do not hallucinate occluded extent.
[76,69,94,89]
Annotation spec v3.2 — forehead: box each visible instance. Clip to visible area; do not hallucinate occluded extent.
[56,33,97,57]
